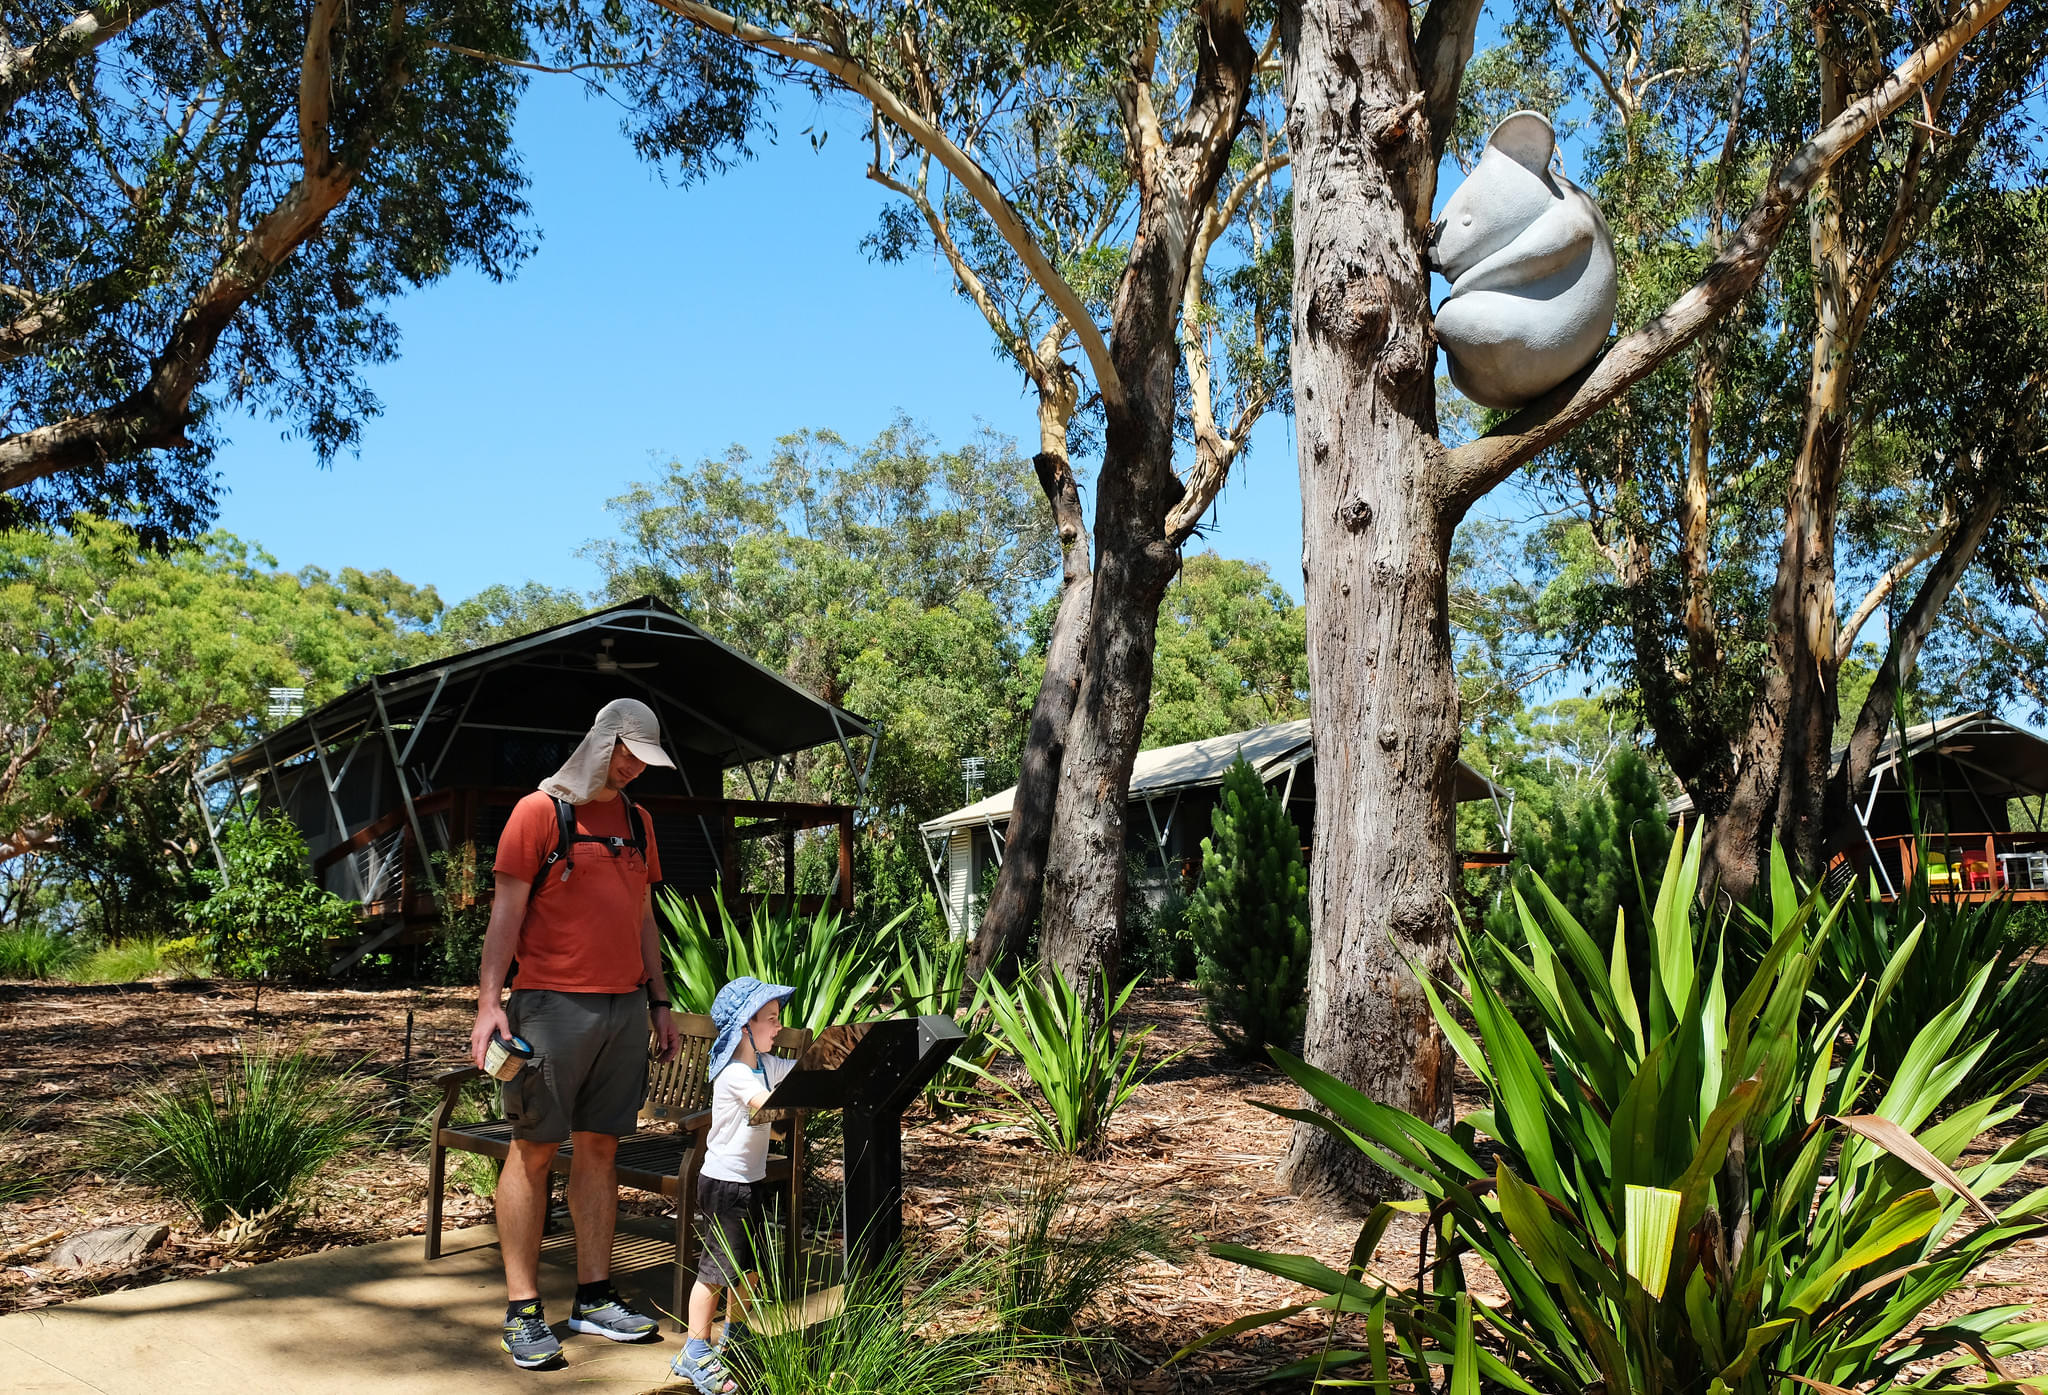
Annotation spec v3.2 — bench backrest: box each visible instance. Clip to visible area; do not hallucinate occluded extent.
[642,1012,813,1123]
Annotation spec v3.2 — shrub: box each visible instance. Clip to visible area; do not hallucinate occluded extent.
[967,967,1178,1157]
[1190,829,2048,1394]
[972,1158,1187,1337]
[657,891,905,1032]
[188,815,360,979]
[102,1042,373,1230]
[428,843,494,987]
[1187,757,1309,1060]
[1802,856,2048,1094]
[1129,882,1197,981]
[0,924,83,980]
[727,1225,1048,1395]
[72,935,210,983]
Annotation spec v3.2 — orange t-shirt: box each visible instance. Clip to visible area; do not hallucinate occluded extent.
[494,790,663,994]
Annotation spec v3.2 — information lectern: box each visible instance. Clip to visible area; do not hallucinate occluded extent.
[757,1014,965,1275]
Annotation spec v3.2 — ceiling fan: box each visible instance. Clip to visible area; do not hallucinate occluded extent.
[590,637,658,674]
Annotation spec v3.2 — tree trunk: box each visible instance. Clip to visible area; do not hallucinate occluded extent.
[1277,0,1455,1210]
[970,447,1092,979]
[1034,1,1256,1006]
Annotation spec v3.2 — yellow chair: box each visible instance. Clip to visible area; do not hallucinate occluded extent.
[1924,850,1963,890]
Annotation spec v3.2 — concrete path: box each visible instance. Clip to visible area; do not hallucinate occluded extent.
[0,1226,694,1395]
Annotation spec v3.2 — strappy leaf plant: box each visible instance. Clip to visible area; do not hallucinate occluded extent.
[966,966,1180,1158]
[658,891,906,1032]
[895,932,997,1115]
[1186,827,2048,1394]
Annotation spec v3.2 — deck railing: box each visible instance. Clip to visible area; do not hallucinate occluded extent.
[1863,831,2048,899]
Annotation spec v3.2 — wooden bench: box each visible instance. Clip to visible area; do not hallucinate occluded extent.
[425,1011,809,1328]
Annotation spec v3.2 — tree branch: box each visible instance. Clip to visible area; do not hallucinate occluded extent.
[1416,0,1485,166]
[1839,530,1947,653]
[0,0,164,117]
[1442,0,2013,515]
[648,0,1127,412]
[0,0,368,493]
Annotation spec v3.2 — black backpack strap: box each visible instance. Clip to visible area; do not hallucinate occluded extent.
[532,794,646,894]
[534,796,578,893]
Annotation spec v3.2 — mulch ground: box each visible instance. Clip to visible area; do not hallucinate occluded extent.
[5,979,2048,1392]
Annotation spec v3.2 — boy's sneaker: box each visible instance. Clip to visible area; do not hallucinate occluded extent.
[669,1342,737,1393]
[567,1286,659,1342]
[501,1300,563,1369]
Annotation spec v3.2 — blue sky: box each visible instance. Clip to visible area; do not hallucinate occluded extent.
[211,76,1309,606]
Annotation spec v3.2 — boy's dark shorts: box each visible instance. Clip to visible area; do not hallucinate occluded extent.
[500,988,650,1143]
[695,1176,766,1286]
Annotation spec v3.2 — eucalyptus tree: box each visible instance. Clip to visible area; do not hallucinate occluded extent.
[647,0,1289,992]
[0,0,759,538]
[1278,0,2014,1205]
[1512,2,2048,899]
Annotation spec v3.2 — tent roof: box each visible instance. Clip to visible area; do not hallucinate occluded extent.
[1664,710,2048,815]
[199,596,874,786]
[921,719,1505,834]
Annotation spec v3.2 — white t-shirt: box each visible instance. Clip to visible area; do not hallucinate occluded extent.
[700,1055,795,1184]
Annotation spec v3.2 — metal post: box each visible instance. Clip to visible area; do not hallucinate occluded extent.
[369,676,441,902]
[307,718,358,896]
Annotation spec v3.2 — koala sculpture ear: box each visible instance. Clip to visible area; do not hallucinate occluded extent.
[1488,111,1556,175]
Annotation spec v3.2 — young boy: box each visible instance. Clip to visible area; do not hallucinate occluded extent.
[670,977,797,1394]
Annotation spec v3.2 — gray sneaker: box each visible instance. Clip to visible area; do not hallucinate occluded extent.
[501,1300,564,1369]
[567,1288,659,1342]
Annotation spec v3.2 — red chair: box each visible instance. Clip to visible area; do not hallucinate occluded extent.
[1961,857,1998,891]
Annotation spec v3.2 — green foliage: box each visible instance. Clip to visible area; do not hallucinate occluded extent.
[72,935,210,983]
[102,1043,373,1231]
[1186,758,1308,1061]
[0,924,84,980]
[0,520,437,865]
[1143,554,1308,749]
[408,583,590,662]
[727,1227,1049,1395]
[1195,828,2048,1394]
[1487,747,1670,956]
[966,967,1178,1158]
[189,815,361,980]
[1128,884,1197,981]
[427,844,495,987]
[656,890,905,1032]
[594,420,1053,922]
[1803,863,2048,1096]
[895,931,997,1116]
[971,1158,1187,1337]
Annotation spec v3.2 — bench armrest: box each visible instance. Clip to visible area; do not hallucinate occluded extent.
[430,1066,485,1138]
[434,1065,484,1090]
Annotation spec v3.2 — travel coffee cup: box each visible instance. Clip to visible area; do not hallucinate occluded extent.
[484,1033,533,1082]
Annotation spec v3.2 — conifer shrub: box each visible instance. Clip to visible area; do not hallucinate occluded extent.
[1186,757,1309,1062]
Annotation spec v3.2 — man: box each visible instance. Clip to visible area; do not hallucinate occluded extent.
[470,697,683,1369]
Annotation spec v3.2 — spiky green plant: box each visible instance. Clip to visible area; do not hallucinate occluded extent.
[966,967,1179,1158]
[722,1220,1051,1395]
[657,891,906,1032]
[895,933,996,1115]
[1186,827,2048,1395]
[1187,756,1310,1062]
[103,1043,373,1230]
[0,924,84,980]
[972,1158,1188,1337]
[72,935,210,983]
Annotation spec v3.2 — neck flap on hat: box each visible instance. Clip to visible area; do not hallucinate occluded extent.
[540,701,642,803]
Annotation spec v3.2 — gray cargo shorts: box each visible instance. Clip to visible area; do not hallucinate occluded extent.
[502,988,651,1142]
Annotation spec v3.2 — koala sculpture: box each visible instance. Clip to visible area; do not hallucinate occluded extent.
[1429,111,1617,409]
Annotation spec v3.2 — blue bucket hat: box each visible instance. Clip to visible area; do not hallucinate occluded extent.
[708,976,796,1081]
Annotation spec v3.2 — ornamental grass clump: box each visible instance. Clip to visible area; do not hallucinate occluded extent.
[0,924,83,980]
[103,1042,373,1231]
[967,967,1178,1157]
[1186,826,2048,1394]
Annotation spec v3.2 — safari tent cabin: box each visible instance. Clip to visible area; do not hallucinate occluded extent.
[197,597,875,966]
[918,719,1511,941]
[1667,711,2048,901]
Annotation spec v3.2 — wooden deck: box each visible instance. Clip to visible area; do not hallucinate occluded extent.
[1861,831,2048,902]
